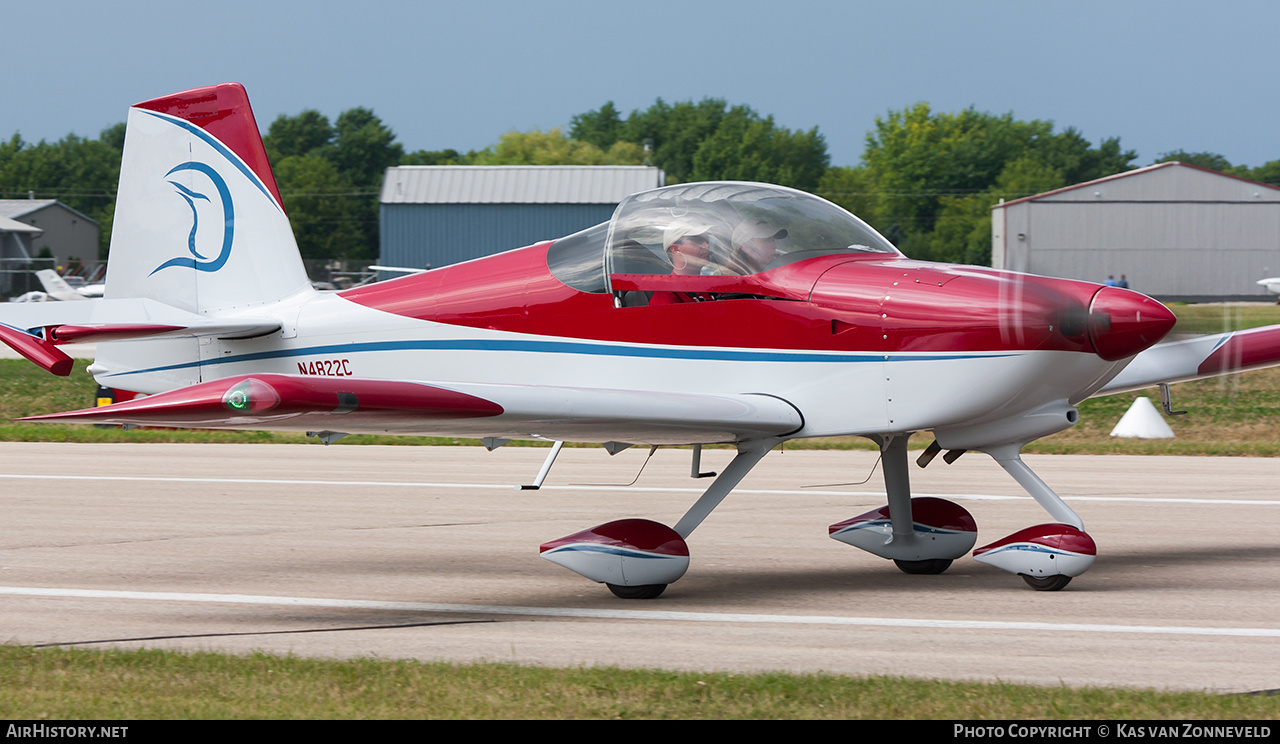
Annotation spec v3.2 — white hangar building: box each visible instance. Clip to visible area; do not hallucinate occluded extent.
[991,162,1280,301]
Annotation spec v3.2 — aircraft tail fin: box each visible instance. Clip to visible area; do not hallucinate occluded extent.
[105,83,313,314]
[34,270,89,301]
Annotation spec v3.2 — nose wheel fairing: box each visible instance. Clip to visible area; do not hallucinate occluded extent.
[973,524,1097,591]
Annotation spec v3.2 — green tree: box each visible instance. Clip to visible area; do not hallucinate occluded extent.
[263,110,334,162]
[1039,129,1133,186]
[569,98,829,188]
[928,194,994,265]
[402,148,474,165]
[816,165,879,224]
[689,109,828,190]
[99,122,126,152]
[470,129,644,166]
[1245,160,1280,187]
[991,154,1068,199]
[1154,152,1280,186]
[614,98,730,182]
[331,108,404,189]
[568,101,623,150]
[1155,150,1234,173]
[864,104,1043,245]
[272,153,367,260]
[0,130,122,257]
[262,108,403,261]
[861,103,1137,262]
[926,156,1066,265]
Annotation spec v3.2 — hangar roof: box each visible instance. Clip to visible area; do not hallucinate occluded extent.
[995,161,1280,208]
[380,165,666,205]
[0,199,61,220]
[0,216,42,234]
[0,199,98,224]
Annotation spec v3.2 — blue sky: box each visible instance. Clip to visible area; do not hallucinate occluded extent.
[8,1,1278,169]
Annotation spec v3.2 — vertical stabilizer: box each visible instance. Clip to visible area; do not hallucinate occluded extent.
[105,83,312,315]
[35,269,89,301]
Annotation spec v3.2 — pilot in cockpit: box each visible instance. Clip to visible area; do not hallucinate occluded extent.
[724,219,788,275]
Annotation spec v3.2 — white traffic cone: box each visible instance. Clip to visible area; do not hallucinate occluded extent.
[1109,396,1175,439]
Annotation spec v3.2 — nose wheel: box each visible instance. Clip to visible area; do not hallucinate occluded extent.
[607,583,667,599]
[893,558,953,575]
[1021,574,1072,591]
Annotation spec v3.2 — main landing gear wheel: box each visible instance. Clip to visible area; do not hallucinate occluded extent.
[1021,574,1072,591]
[893,558,952,575]
[607,583,667,599]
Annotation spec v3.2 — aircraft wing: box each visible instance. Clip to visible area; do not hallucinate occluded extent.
[18,373,805,446]
[1095,324,1280,395]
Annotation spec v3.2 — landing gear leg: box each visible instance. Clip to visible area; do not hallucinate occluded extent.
[672,438,778,539]
[986,445,1082,529]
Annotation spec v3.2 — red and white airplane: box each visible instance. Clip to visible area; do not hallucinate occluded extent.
[3,84,1280,598]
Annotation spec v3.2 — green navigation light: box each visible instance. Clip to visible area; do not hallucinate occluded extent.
[226,389,251,411]
[220,378,280,414]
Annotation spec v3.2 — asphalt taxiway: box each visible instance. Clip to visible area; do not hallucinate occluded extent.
[2,441,1279,692]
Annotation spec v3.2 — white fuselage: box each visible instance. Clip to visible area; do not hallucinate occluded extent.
[88,289,1127,443]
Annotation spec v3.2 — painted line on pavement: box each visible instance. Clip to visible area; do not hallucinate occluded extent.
[1,472,1278,505]
[3,585,1279,639]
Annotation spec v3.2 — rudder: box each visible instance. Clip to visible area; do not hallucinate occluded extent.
[104,83,312,314]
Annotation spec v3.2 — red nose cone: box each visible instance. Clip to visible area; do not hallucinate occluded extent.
[1088,287,1177,361]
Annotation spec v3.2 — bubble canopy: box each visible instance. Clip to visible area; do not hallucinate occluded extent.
[547,182,899,294]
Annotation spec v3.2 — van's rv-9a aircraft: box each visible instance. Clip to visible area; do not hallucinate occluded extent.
[5,84,1280,598]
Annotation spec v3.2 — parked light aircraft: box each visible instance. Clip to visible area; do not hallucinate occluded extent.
[7,291,49,304]
[34,270,103,301]
[3,84,1280,598]
[6,271,102,304]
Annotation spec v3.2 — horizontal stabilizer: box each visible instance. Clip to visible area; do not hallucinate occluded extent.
[0,297,281,373]
[46,321,279,344]
[0,324,74,376]
[0,297,274,333]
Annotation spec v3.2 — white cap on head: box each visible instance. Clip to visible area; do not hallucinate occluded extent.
[663,218,718,252]
[732,219,787,246]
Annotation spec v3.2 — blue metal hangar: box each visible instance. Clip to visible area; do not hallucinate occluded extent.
[379,165,665,271]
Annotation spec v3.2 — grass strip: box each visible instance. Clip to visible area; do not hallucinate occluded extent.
[2,645,1278,719]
